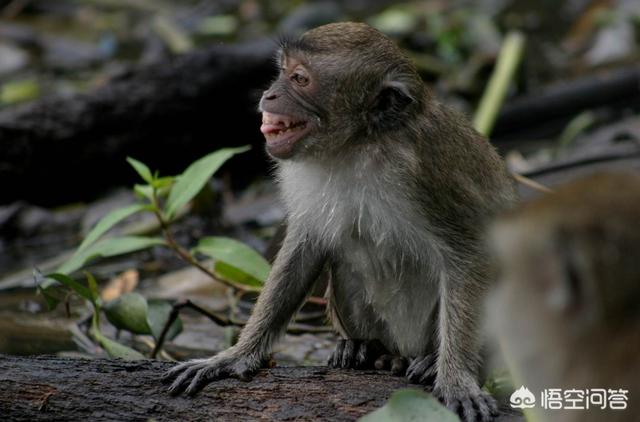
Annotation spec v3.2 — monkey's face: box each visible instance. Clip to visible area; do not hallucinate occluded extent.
[259,22,424,161]
[259,54,319,159]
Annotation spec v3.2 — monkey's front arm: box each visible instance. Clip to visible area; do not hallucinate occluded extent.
[163,227,325,396]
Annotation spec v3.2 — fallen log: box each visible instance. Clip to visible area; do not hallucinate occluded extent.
[0,355,524,421]
[493,65,640,145]
[0,39,276,206]
[0,355,413,421]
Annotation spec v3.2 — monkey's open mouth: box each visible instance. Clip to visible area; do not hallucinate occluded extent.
[260,111,311,158]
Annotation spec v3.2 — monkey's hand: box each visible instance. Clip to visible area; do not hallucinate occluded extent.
[162,348,265,396]
[406,354,437,385]
[433,375,498,422]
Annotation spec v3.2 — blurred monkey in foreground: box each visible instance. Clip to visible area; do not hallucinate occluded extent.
[488,171,640,422]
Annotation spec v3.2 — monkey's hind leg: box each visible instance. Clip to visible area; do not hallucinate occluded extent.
[325,273,408,374]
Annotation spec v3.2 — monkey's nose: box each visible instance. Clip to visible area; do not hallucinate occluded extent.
[263,90,278,101]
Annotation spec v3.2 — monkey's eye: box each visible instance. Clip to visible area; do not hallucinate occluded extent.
[290,68,310,87]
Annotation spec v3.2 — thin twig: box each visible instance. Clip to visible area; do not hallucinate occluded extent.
[151,299,333,358]
[512,173,554,194]
[150,191,257,292]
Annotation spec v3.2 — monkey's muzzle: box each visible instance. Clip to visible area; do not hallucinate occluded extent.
[260,111,310,158]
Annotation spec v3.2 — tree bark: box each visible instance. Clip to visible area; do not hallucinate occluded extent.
[0,355,415,421]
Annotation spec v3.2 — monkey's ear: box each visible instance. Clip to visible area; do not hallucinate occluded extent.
[548,233,598,320]
[547,248,583,312]
[370,80,414,122]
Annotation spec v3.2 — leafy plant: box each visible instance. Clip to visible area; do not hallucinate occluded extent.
[360,389,459,422]
[35,146,273,359]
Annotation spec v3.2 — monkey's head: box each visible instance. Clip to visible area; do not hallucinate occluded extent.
[487,172,640,390]
[259,22,425,160]
[490,172,640,332]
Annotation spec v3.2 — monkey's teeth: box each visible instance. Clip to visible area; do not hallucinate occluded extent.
[261,111,307,139]
[261,112,306,130]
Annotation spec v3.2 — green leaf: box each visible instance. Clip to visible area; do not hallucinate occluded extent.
[164,146,250,219]
[34,269,68,310]
[57,236,165,275]
[76,204,147,254]
[197,15,238,36]
[93,329,145,360]
[213,261,263,288]
[147,299,182,341]
[151,176,175,190]
[134,184,154,201]
[85,272,100,306]
[36,277,66,310]
[127,157,153,183]
[0,79,39,104]
[103,292,151,335]
[359,389,459,422]
[193,236,270,286]
[483,370,515,400]
[44,273,94,302]
[368,8,417,34]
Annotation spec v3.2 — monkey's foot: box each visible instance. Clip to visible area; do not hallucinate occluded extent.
[406,354,437,386]
[373,354,408,375]
[433,381,498,422]
[162,349,264,397]
[328,339,403,371]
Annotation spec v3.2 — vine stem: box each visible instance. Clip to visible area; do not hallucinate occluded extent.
[150,191,327,303]
[151,191,251,292]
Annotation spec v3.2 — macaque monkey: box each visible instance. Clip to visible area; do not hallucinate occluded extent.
[488,172,640,422]
[164,22,516,421]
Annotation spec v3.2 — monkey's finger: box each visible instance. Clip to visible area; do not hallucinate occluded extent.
[185,367,221,397]
[487,395,499,416]
[406,357,419,375]
[355,342,368,368]
[473,397,492,422]
[168,364,205,396]
[418,369,436,386]
[481,394,499,419]
[328,339,346,368]
[374,354,393,370]
[162,361,195,384]
[390,357,407,375]
[460,398,477,422]
[406,355,433,383]
[341,339,356,368]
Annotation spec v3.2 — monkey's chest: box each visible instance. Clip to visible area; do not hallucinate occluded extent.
[332,235,442,356]
[325,197,443,356]
[279,161,443,354]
